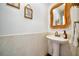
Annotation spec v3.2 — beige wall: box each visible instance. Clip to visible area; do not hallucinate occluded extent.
[0,33,48,56]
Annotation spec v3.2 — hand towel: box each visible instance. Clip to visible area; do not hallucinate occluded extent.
[73,23,79,47]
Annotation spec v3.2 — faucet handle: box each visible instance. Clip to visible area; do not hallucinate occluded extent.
[55,31,58,36]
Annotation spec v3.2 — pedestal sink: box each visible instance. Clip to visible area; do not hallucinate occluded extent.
[46,35,69,56]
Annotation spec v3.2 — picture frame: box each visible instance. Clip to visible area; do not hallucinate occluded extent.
[7,3,20,9]
[24,4,33,19]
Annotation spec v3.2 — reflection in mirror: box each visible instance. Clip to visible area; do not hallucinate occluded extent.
[53,4,65,26]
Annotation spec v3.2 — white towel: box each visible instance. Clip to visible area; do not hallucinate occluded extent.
[73,23,79,47]
[70,7,78,45]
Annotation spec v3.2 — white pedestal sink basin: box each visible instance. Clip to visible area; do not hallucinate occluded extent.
[46,35,69,56]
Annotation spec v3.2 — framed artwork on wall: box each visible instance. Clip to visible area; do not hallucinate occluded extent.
[24,4,33,19]
[7,3,20,9]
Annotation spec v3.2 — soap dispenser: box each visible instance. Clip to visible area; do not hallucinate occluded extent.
[63,30,67,39]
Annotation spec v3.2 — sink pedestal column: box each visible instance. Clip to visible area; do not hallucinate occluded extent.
[52,42,60,56]
[46,35,68,56]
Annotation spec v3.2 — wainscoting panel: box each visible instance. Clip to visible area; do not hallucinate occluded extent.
[0,32,48,56]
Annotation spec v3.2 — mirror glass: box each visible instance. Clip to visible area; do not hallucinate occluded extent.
[53,4,65,26]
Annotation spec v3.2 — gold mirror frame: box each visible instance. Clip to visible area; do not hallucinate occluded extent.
[50,3,72,29]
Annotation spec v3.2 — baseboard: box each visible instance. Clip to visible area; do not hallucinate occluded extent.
[45,53,51,56]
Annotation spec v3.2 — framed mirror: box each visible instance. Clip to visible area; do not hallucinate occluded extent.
[50,3,72,29]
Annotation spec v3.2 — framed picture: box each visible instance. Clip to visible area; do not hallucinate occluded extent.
[7,3,20,9]
[24,4,33,19]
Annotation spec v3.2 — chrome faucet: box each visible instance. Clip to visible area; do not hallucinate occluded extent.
[55,31,58,36]
[55,31,60,37]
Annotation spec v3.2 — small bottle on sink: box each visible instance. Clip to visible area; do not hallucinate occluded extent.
[63,30,67,39]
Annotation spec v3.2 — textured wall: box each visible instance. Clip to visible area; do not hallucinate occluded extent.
[0,33,48,56]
